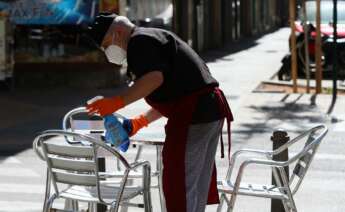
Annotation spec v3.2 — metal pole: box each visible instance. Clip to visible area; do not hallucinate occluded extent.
[315,0,323,93]
[302,0,311,93]
[97,158,107,212]
[157,146,167,212]
[271,130,290,212]
[289,0,298,93]
[331,0,338,110]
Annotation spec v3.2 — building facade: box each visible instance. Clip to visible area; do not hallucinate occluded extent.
[172,0,289,51]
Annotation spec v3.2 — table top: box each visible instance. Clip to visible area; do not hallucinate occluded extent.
[65,128,165,146]
[131,127,165,146]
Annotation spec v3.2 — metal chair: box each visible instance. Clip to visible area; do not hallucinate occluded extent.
[217,125,328,212]
[62,107,160,177]
[62,107,166,212]
[33,130,152,212]
[63,107,147,210]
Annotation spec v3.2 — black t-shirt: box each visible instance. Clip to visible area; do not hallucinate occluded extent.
[127,27,221,123]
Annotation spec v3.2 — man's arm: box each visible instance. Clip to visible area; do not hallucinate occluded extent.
[122,71,163,105]
[142,107,163,124]
[121,72,164,136]
[87,71,163,117]
[123,107,162,136]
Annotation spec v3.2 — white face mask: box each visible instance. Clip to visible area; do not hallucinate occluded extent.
[104,45,126,65]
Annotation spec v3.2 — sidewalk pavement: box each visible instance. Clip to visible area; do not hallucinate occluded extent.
[0,27,344,211]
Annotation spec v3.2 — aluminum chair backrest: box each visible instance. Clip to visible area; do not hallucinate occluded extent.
[63,107,129,171]
[62,107,126,144]
[272,125,328,195]
[34,130,131,204]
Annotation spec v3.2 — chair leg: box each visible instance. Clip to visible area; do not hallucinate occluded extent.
[43,169,51,212]
[143,164,152,212]
[110,202,121,212]
[119,200,129,212]
[143,189,152,212]
[45,194,57,212]
[282,199,291,212]
[120,179,133,212]
[228,192,238,212]
[222,194,232,212]
[43,197,49,212]
[88,203,96,212]
[43,202,49,212]
[217,193,226,212]
[220,193,232,212]
[64,199,79,211]
[279,169,298,212]
[286,195,298,212]
[228,164,247,212]
[72,200,79,211]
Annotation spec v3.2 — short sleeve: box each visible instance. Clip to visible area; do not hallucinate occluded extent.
[127,35,167,79]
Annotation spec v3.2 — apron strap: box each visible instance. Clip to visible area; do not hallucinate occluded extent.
[214,88,233,160]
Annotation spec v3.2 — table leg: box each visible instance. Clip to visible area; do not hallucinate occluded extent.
[97,157,107,212]
[156,146,166,212]
[64,199,73,210]
[119,179,133,212]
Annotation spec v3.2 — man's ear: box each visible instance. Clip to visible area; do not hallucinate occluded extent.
[101,30,112,47]
[113,29,123,44]
[115,29,122,37]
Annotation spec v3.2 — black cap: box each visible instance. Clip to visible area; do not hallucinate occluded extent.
[87,12,118,48]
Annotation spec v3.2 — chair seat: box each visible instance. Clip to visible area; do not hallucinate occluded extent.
[217,180,288,200]
[100,171,143,179]
[100,170,160,179]
[59,183,143,204]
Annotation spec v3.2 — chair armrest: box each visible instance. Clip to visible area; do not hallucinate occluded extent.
[32,136,46,161]
[226,149,272,183]
[271,125,327,156]
[99,171,140,178]
[234,148,272,154]
[97,160,151,179]
[231,149,272,161]
[129,160,151,170]
[129,160,151,191]
[242,158,286,167]
[229,158,287,195]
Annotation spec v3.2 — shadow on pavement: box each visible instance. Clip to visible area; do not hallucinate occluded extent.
[0,86,127,156]
[234,93,326,141]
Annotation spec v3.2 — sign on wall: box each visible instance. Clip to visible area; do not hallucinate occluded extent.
[0,0,98,25]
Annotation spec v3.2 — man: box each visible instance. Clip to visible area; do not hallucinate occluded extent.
[87,13,233,212]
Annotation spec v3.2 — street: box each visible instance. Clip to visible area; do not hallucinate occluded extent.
[0,28,345,211]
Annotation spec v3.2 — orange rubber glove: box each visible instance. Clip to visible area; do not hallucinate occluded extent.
[123,115,149,136]
[86,96,125,116]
